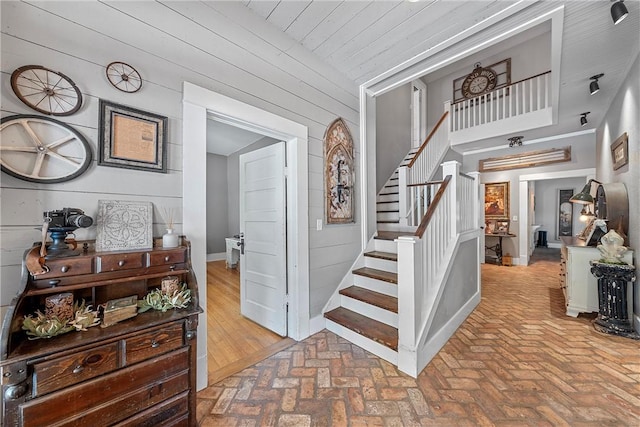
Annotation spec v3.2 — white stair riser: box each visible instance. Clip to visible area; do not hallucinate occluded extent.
[353,275,397,297]
[340,295,398,327]
[373,239,397,253]
[364,256,397,273]
[377,202,399,211]
[325,319,398,365]
[376,211,399,221]
[377,193,398,203]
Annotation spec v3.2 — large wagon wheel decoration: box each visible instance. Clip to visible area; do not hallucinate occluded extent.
[0,115,92,183]
[11,65,83,116]
[106,61,142,93]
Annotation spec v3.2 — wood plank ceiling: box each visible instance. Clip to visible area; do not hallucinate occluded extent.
[241,0,640,150]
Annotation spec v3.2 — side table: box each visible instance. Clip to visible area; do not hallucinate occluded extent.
[589,261,639,340]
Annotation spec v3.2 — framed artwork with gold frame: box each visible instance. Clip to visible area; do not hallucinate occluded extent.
[484,181,509,219]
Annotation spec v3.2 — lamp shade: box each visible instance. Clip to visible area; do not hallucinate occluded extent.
[611,1,628,25]
[570,183,594,204]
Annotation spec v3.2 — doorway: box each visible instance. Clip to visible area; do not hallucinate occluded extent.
[182,82,310,390]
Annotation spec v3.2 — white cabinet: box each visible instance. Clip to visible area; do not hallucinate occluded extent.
[560,237,634,317]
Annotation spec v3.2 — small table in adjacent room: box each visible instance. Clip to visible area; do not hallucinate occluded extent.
[485,233,516,265]
[589,261,639,340]
[225,237,240,269]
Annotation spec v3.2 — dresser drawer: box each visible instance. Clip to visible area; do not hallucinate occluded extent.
[125,323,184,365]
[37,257,93,279]
[112,391,189,427]
[149,248,187,266]
[97,252,145,272]
[33,342,119,396]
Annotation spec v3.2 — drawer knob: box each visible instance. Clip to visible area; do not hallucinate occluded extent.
[151,340,160,348]
[48,280,60,287]
[186,330,197,341]
[4,383,27,400]
[164,256,171,262]
[61,265,70,273]
[72,365,84,374]
[118,260,126,267]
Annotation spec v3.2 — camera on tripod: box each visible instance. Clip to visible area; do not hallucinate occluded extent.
[44,208,93,258]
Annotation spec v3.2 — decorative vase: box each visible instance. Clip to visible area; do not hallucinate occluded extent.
[162,228,179,248]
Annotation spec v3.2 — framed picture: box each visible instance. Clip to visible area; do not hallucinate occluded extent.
[495,219,510,234]
[98,100,168,173]
[484,181,509,219]
[324,118,354,224]
[611,132,628,170]
[558,189,573,238]
[485,219,496,234]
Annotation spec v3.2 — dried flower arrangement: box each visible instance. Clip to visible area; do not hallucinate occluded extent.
[22,300,100,339]
[137,284,191,313]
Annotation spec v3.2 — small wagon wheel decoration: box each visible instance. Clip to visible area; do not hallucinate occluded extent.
[0,115,92,183]
[11,65,83,116]
[106,61,143,93]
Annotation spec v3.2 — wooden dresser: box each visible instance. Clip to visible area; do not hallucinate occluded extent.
[1,238,201,426]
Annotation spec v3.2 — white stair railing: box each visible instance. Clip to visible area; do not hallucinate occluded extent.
[398,111,450,226]
[450,71,551,132]
[397,161,480,376]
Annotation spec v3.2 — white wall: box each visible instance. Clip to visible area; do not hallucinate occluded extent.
[375,83,412,191]
[596,53,640,332]
[0,2,360,325]
[206,153,229,254]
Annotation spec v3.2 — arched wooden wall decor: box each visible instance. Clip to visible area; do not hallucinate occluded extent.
[324,118,354,224]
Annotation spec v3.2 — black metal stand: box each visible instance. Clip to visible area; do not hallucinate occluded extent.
[485,233,515,265]
[589,261,639,340]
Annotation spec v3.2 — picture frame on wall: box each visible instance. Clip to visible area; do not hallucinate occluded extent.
[558,189,573,238]
[484,181,509,219]
[98,100,168,173]
[611,132,628,170]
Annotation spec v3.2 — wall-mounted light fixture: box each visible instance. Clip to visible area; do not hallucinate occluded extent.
[580,112,590,127]
[589,73,604,95]
[611,0,629,25]
[507,136,523,148]
[570,179,602,204]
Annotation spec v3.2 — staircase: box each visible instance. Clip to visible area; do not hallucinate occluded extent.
[376,148,420,231]
[324,231,404,363]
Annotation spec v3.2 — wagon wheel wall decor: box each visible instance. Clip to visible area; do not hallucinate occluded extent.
[0,115,92,183]
[324,118,355,224]
[106,61,143,93]
[11,65,83,116]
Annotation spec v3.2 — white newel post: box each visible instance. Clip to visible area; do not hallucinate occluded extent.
[396,235,422,377]
[398,166,409,227]
[441,161,460,236]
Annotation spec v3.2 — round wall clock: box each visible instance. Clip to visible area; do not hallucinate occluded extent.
[461,64,498,99]
[0,115,92,183]
[11,65,83,116]
[106,61,142,93]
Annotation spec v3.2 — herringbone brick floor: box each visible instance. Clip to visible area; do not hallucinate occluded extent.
[197,249,640,426]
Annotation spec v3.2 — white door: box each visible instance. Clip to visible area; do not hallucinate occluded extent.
[239,142,287,336]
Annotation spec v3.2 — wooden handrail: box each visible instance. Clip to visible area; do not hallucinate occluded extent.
[407,111,449,169]
[414,175,451,238]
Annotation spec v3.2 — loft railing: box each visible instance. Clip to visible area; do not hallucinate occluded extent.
[398,111,450,226]
[450,71,551,132]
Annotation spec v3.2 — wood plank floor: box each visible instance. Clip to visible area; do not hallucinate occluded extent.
[206,260,293,385]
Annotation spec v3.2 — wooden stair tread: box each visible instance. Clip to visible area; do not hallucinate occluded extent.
[377,220,399,224]
[376,209,399,213]
[325,308,398,351]
[352,267,397,284]
[375,231,411,241]
[340,286,398,313]
[364,251,397,262]
[376,201,398,205]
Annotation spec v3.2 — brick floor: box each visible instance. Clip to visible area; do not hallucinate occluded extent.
[198,249,640,426]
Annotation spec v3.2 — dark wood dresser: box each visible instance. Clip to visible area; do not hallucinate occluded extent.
[1,238,201,426]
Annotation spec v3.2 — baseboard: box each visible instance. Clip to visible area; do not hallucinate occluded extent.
[547,242,561,249]
[207,252,225,262]
[309,314,326,336]
[416,291,481,374]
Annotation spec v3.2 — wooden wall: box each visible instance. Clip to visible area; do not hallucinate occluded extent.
[0,1,360,318]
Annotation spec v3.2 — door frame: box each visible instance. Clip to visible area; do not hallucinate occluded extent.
[182,82,309,391]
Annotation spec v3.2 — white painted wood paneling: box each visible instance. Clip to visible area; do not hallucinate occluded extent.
[1,1,360,323]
